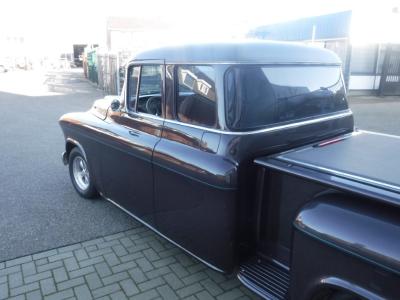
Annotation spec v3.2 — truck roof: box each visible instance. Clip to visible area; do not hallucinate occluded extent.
[131,41,341,65]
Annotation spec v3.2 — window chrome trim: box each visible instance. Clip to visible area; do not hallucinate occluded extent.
[122,110,165,122]
[129,60,342,66]
[163,110,353,135]
[102,194,225,273]
[123,109,352,135]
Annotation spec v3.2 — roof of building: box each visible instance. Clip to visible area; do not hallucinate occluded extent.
[248,11,352,41]
[131,41,341,64]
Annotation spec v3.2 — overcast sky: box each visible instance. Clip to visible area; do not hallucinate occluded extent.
[1,0,399,55]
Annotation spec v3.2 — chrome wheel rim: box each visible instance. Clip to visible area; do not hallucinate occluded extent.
[72,156,90,191]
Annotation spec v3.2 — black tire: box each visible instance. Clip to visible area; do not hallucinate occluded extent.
[68,147,98,199]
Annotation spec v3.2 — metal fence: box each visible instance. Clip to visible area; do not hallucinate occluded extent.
[380,44,400,96]
[86,50,98,84]
[94,51,133,95]
[97,53,119,95]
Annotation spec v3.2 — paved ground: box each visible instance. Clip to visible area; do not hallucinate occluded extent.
[0,227,259,300]
[348,94,400,136]
[0,70,136,262]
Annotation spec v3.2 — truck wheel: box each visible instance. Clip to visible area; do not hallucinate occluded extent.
[69,147,98,199]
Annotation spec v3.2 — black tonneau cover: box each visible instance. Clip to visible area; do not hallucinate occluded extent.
[255,130,400,202]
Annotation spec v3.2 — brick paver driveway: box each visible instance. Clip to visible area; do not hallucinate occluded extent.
[0,226,260,300]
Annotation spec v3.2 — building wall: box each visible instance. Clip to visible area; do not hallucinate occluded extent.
[349,75,381,90]
[246,11,392,91]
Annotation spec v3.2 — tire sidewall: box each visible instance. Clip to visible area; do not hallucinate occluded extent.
[68,147,97,199]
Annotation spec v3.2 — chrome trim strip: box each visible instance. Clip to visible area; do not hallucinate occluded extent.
[122,108,352,135]
[276,156,400,194]
[320,277,385,300]
[163,110,353,135]
[102,194,225,273]
[122,111,164,122]
[130,60,341,66]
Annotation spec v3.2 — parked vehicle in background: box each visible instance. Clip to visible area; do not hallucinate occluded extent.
[59,42,400,300]
[73,44,87,68]
[0,60,9,72]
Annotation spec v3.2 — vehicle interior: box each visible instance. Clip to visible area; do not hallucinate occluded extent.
[176,93,216,127]
[137,94,162,116]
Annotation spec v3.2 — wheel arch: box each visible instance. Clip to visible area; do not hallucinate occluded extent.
[64,138,87,164]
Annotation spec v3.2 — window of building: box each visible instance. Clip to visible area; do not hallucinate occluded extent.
[176,65,217,127]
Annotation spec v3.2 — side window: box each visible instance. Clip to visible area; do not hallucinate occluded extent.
[127,66,140,111]
[176,65,217,127]
[137,65,163,116]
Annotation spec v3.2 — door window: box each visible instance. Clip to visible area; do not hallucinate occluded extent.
[127,66,140,111]
[137,65,163,116]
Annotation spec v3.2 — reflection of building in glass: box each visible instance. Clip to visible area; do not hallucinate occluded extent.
[248,9,400,96]
[181,69,212,98]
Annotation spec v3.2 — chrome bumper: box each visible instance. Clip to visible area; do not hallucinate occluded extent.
[62,151,68,165]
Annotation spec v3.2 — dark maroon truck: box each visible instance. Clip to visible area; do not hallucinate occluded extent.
[59,42,400,299]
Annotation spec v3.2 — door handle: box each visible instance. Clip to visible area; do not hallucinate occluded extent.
[129,130,139,136]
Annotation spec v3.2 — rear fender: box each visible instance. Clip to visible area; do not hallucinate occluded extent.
[290,193,400,299]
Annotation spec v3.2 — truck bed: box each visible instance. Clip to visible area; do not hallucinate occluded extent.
[255,130,400,205]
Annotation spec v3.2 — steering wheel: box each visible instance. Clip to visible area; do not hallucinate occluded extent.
[146,96,161,116]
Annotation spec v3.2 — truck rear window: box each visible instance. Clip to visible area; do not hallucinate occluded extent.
[225,65,348,131]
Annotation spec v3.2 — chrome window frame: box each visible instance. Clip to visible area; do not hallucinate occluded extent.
[123,60,352,135]
[124,60,166,119]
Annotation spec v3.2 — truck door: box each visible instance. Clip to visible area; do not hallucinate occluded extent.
[152,65,238,272]
[101,61,164,226]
